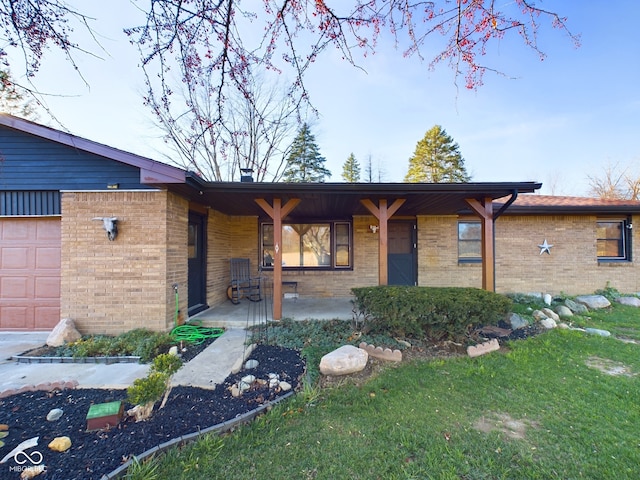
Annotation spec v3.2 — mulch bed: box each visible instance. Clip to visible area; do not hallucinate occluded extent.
[0,345,305,480]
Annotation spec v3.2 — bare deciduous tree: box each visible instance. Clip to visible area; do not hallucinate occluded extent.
[588,161,640,200]
[0,1,578,179]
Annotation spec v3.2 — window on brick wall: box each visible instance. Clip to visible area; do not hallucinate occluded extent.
[261,222,352,270]
[458,220,482,263]
[597,218,632,261]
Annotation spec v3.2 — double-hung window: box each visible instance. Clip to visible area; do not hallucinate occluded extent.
[261,222,352,269]
[458,220,482,263]
[597,218,632,261]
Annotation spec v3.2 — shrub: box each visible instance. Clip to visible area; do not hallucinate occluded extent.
[351,286,512,341]
[127,371,169,407]
[54,329,176,362]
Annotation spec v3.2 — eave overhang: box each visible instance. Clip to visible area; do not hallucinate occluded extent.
[171,176,542,219]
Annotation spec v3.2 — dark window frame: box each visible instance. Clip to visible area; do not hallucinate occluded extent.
[458,220,482,263]
[260,220,353,271]
[597,217,632,262]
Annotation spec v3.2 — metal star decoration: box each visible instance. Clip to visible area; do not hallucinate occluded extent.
[538,239,553,255]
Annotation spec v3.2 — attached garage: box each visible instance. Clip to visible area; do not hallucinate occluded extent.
[0,217,61,330]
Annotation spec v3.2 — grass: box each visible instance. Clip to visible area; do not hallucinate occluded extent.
[130,300,640,479]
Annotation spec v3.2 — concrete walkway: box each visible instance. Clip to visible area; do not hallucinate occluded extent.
[0,329,249,395]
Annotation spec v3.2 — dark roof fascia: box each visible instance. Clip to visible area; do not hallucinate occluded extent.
[501,205,640,215]
[186,176,542,197]
[0,114,186,184]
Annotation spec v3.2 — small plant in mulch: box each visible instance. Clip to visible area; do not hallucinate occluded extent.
[127,353,183,422]
[0,423,8,447]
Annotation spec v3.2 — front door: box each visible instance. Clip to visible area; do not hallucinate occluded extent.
[188,212,207,316]
[387,221,417,286]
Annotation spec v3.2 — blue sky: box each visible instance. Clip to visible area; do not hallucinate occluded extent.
[7,1,640,196]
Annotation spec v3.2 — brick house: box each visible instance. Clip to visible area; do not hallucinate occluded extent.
[1,114,639,333]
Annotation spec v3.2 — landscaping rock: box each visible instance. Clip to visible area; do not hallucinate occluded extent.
[565,299,588,314]
[319,345,368,376]
[279,381,292,391]
[46,408,63,421]
[539,318,557,329]
[46,318,82,347]
[48,436,72,452]
[541,308,560,321]
[585,328,611,337]
[616,296,640,307]
[555,305,573,317]
[477,325,512,338]
[244,359,259,369]
[575,295,611,309]
[532,310,548,321]
[467,339,500,358]
[506,313,528,330]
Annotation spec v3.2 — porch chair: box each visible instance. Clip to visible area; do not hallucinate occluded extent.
[228,257,262,304]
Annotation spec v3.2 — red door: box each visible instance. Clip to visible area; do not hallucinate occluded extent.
[0,218,61,330]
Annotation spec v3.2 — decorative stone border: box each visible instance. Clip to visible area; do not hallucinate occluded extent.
[0,380,79,399]
[101,391,295,479]
[11,355,142,364]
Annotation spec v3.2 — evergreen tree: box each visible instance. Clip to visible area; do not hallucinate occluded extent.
[341,153,361,182]
[404,125,470,183]
[0,70,37,119]
[282,123,331,182]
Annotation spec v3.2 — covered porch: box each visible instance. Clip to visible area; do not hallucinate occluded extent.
[190,296,355,330]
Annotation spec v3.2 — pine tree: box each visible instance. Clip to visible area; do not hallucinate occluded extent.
[341,153,360,182]
[0,70,37,119]
[404,125,470,183]
[282,123,331,182]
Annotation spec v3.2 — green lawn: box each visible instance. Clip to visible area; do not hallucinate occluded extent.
[128,302,640,479]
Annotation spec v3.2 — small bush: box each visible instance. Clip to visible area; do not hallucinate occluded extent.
[151,353,182,376]
[127,372,169,406]
[351,286,512,341]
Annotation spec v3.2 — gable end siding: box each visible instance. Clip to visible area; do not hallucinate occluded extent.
[0,126,152,190]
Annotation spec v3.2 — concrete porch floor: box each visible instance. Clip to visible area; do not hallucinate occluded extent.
[190,296,355,329]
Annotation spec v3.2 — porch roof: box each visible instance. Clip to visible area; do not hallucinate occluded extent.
[173,176,542,219]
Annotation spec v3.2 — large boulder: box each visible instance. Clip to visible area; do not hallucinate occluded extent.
[541,308,560,321]
[320,345,368,376]
[616,296,640,307]
[554,305,573,317]
[564,299,588,314]
[46,318,82,347]
[575,295,611,310]
[505,312,528,330]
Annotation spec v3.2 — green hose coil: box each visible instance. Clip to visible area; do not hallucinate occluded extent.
[170,320,225,345]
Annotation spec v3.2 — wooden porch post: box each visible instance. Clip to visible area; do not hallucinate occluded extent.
[465,197,495,291]
[255,198,300,319]
[360,198,405,285]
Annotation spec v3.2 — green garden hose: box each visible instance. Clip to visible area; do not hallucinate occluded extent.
[170,320,225,345]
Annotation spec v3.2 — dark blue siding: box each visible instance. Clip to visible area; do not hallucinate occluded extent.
[0,126,152,191]
[0,191,61,215]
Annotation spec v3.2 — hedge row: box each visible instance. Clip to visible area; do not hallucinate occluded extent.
[351,286,512,340]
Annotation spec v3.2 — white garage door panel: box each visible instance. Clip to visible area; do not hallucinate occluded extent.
[0,218,61,331]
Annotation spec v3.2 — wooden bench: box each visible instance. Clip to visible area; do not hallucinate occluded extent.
[282,281,298,300]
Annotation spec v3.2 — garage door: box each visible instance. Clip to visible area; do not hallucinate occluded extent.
[0,217,60,330]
